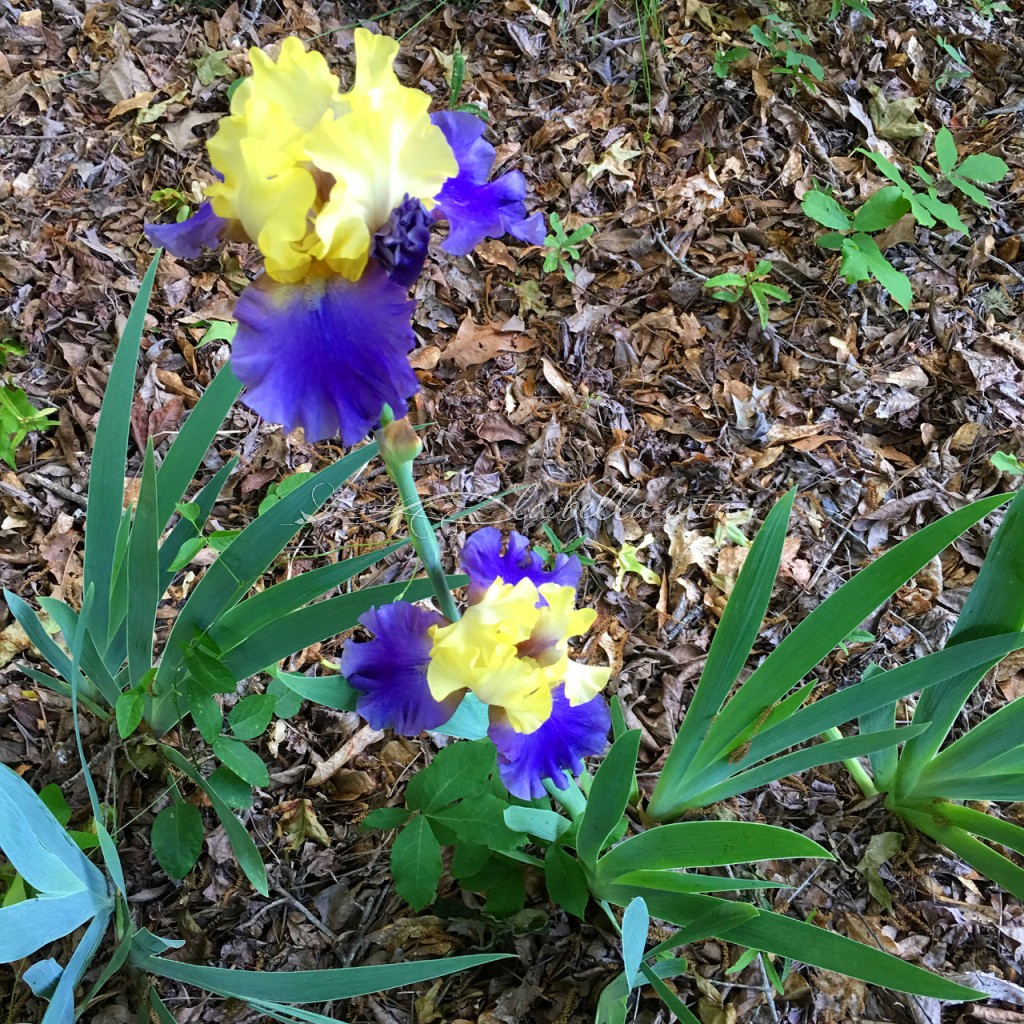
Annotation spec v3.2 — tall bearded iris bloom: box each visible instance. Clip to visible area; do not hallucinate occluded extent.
[340,529,612,799]
[146,32,544,444]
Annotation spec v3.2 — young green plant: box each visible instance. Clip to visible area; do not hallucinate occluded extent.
[705,258,791,330]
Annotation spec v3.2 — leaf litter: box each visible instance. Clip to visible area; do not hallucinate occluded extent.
[2,0,1024,1020]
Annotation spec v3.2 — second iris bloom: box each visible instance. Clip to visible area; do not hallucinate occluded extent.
[341,529,612,800]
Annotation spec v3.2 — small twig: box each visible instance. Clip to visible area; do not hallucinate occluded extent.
[756,954,782,1024]
[652,227,707,280]
[21,472,87,508]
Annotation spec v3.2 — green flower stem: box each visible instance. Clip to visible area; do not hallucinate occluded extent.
[543,773,588,820]
[823,727,879,798]
[377,413,460,623]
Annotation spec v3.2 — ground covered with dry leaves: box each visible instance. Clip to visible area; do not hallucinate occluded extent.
[3,0,1024,1020]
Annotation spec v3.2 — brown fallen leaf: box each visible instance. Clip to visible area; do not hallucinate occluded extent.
[442,316,538,370]
[274,798,331,850]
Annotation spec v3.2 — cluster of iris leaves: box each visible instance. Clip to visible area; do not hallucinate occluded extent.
[4,252,1024,1023]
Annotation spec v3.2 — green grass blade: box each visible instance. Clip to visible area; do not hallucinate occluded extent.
[687,727,925,808]
[37,597,121,706]
[639,962,702,1024]
[605,888,980,1000]
[126,443,160,687]
[16,666,108,718]
[160,744,268,896]
[598,822,828,885]
[153,443,377,694]
[897,803,1024,900]
[898,490,1024,795]
[614,870,789,895]
[576,731,642,870]
[691,494,1008,783]
[929,802,1024,856]
[133,946,512,1003]
[106,506,134,665]
[208,540,404,650]
[155,364,242,529]
[917,688,1024,783]
[744,634,1024,766]
[910,773,1024,802]
[857,663,897,787]
[650,491,794,815]
[84,253,160,643]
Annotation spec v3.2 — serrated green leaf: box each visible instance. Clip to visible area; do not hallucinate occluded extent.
[167,536,207,572]
[187,683,222,745]
[935,127,958,175]
[361,807,412,830]
[406,740,495,812]
[115,689,145,739]
[207,766,254,810]
[428,793,517,848]
[545,844,590,918]
[391,816,442,910]
[956,152,1009,184]
[855,233,913,309]
[852,186,911,231]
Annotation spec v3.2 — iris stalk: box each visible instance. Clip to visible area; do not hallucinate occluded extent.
[377,411,460,624]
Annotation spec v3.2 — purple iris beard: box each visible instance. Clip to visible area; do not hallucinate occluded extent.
[371,196,433,290]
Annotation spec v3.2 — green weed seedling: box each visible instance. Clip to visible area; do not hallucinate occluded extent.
[0,382,58,469]
[533,523,595,568]
[705,258,791,330]
[748,15,824,92]
[828,0,873,20]
[801,187,913,309]
[713,46,750,80]
[1,337,58,467]
[543,212,595,284]
[934,36,971,90]
[803,129,1007,309]
[447,46,489,122]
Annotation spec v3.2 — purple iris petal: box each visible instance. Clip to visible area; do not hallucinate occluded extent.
[341,603,460,734]
[431,111,545,255]
[230,262,422,444]
[145,201,230,259]
[371,196,432,290]
[489,686,610,799]
[461,527,582,602]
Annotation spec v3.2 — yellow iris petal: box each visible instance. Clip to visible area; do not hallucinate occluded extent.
[426,576,607,735]
[204,30,456,284]
[305,28,457,240]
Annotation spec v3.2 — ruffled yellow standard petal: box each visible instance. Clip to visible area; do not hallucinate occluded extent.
[304,28,457,271]
[427,577,607,734]
[204,30,456,285]
[206,38,346,281]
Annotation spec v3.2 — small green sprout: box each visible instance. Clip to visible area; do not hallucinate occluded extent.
[533,524,595,568]
[612,535,661,592]
[705,259,791,330]
[543,212,595,284]
[0,384,58,469]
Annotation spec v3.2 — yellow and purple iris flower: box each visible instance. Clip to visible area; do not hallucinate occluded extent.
[340,529,612,799]
[146,32,544,444]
